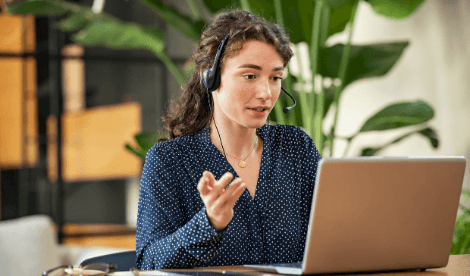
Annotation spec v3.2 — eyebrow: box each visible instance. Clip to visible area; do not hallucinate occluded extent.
[238,64,284,72]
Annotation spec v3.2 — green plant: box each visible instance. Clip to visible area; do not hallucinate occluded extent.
[7,0,438,161]
[451,189,470,255]
[125,132,168,161]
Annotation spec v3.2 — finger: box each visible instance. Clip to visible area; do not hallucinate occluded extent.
[206,174,236,207]
[198,177,212,196]
[198,171,215,197]
[213,178,243,206]
[226,182,246,208]
[204,171,216,188]
[223,177,243,194]
[213,172,234,194]
[197,173,209,192]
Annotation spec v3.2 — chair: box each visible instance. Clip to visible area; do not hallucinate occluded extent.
[0,215,61,276]
[80,250,136,271]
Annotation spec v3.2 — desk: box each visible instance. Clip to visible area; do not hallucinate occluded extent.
[109,255,470,275]
[156,254,470,276]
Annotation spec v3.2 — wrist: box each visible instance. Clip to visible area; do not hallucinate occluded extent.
[206,211,227,232]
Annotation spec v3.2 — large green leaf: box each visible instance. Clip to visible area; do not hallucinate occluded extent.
[272,0,315,44]
[57,13,91,31]
[73,21,165,53]
[418,127,438,148]
[140,0,206,42]
[202,0,355,44]
[134,132,159,151]
[319,41,409,88]
[324,0,353,8]
[365,0,425,19]
[358,101,434,132]
[202,0,315,44]
[326,0,358,37]
[125,144,147,161]
[126,132,167,161]
[8,0,166,53]
[276,0,358,42]
[359,126,438,156]
[7,0,69,15]
[202,0,239,13]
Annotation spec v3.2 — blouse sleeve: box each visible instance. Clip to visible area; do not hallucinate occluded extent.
[135,143,226,269]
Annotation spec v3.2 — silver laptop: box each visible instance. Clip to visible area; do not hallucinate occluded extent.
[245,156,466,275]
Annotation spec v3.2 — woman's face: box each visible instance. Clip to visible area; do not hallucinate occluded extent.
[212,40,285,130]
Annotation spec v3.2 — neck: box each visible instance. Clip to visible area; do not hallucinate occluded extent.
[209,120,260,159]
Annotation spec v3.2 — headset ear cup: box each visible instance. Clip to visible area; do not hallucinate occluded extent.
[203,34,230,93]
[202,68,214,92]
[202,67,221,93]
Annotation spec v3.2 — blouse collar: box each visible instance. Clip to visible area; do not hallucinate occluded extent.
[198,124,269,153]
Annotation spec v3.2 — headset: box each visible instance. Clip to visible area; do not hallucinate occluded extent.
[201,33,297,159]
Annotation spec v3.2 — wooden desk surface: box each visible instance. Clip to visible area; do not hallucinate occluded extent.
[158,254,470,276]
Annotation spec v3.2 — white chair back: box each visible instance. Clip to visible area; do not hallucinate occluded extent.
[0,215,60,276]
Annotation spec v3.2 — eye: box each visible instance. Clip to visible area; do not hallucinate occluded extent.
[244,74,256,80]
[272,76,283,82]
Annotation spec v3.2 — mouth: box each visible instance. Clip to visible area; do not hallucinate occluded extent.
[247,107,269,115]
[248,107,268,112]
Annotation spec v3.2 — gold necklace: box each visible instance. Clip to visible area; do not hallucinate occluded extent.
[225,136,258,168]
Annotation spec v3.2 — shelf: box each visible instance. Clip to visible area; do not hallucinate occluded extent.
[62,223,136,249]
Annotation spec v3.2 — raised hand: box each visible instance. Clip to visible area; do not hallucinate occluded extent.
[197,171,246,231]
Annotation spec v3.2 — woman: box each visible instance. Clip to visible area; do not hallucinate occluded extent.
[136,10,321,269]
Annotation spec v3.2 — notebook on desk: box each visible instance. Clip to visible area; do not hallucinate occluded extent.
[245,156,467,275]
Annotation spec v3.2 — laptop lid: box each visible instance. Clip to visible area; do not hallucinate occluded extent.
[299,156,466,274]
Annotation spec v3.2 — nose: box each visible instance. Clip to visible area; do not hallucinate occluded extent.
[256,79,272,101]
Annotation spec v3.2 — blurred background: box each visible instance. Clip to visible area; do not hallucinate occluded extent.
[0,0,469,273]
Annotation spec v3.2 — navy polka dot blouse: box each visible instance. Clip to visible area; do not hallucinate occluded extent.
[136,124,321,269]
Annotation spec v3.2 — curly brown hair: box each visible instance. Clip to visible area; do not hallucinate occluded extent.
[158,9,293,143]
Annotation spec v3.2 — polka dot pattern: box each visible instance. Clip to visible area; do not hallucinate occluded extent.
[136,124,321,269]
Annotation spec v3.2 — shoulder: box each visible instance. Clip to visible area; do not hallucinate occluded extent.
[146,130,204,161]
[141,131,204,188]
[145,132,202,169]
